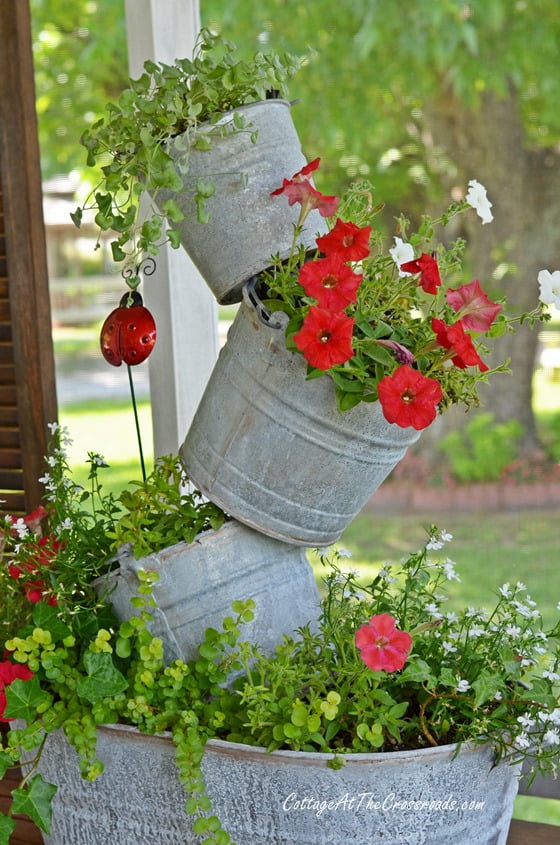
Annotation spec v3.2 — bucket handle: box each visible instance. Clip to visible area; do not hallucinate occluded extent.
[245,276,285,330]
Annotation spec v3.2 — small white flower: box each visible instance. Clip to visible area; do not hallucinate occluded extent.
[426,538,444,551]
[494,690,503,701]
[547,709,560,726]
[13,518,28,539]
[505,624,521,637]
[47,421,60,433]
[499,583,511,598]
[468,625,485,638]
[537,269,560,310]
[425,602,443,619]
[442,561,461,582]
[337,548,352,558]
[440,530,453,544]
[517,715,536,729]
[465,179,493,224]
[543,729,560,746]
[515,581,527,591]
[514,732,531,750]
[543,669,560,682]
[389,237,414,277]
[445,611,459,624]
[456,679,471,693]
[442,641,457,654]
[57,517,73,533]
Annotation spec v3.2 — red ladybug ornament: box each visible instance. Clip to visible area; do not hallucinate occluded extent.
[100,291,156,367]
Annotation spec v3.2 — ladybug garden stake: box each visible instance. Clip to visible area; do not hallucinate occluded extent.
[100,290,156,366]
[99,286,156,481]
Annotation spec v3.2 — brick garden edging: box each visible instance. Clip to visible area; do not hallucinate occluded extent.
[367,480,560,514]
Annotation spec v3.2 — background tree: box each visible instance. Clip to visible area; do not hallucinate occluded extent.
[31,0,128,180]
[202,0,560,449]
[31,0,559,451]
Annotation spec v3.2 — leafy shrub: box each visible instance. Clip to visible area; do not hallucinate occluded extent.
[438,412,523,482]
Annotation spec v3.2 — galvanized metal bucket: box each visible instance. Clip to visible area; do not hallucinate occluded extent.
[157,99,328,304]
[32,726,520,845]
[180,286,422,546]
[94,519,320,663]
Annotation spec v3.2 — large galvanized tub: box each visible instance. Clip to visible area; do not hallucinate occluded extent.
[156,99,327,304]
[31,726,520,845]
[94,519,320,663]
[180,287,421,546]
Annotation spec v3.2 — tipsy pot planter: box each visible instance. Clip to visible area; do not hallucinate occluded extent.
[95,519,320,663]
[29,726,521,845]
[180,286,421,546]
[157,99,328,304]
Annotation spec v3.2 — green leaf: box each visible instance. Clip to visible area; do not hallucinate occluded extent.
[70,207,82,228]
[0,814,16,844]
[0,752,12,780]
[11,774,57,833]
[32,605,72,642]
[76,652,128,704]
[4,678,50,723]
[472,672,502,708]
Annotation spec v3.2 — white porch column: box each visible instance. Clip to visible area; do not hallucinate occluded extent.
[124,0,219,458]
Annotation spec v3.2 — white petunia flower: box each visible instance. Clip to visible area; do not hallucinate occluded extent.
[465,179,493,224]
[389,237,414,277]
[537,269,560,310]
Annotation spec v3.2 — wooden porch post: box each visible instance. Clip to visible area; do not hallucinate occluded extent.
[0,1,58,513]
[124,0,219,459]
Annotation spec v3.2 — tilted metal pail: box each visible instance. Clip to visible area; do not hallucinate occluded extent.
[157,99,327,304]
[180,287,421,546]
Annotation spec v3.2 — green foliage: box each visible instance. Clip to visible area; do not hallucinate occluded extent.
[1,529,558,838]
[74,27,301,267]
[108,454,227,559]
[438,412,524,482]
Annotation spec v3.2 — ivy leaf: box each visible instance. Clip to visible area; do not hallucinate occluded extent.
[0,751,13,780]
[472,672,502,708]
[11,774,57,833]
[0,814,16,845]
[3,678,50,723]
[77,652,128,704]
[32,604,72,642]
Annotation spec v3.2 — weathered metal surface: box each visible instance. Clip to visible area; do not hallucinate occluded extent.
[31,727,520,845]
[180,289,421,546]
[95,519,320,663]
[157,99,327,304]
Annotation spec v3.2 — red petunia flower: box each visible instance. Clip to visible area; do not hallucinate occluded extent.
[0,660,34,722]
[8,535,60,605]
[293,306,355,370]
[316,219,372,262]
[270,158,321,196]
[377,365,443,430]
[298,255,363,310]
[355,613,412,673]
[270,157,339,218]
[431,318,489,371]
[400,253,441,294]
[446,279,502,332]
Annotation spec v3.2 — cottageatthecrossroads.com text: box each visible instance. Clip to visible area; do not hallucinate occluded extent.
[282,792,486,818]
